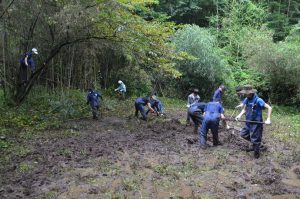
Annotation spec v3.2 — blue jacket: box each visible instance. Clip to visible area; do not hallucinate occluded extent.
[189,102,206,114]
[204,102,224,121]
[213,88,222,102]
[243,95,265,121]
[150,99,163,113]
[87,90,102,107]
[20,52,36,71]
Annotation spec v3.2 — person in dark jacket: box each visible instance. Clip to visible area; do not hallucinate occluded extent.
[135,95,157,120]
[146,99,163,116]
[20,48,38,83]
[188,102,206,134]
[86,88,102,120]
[200,101,225,149]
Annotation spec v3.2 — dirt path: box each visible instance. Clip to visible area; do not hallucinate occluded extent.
[0,110,300,198]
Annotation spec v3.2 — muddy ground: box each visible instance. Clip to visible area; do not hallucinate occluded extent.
[0,109,300,199]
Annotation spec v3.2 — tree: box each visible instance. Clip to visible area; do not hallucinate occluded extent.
[171,24,230,99]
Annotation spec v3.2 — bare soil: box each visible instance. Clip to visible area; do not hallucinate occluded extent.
[0,109,300,198]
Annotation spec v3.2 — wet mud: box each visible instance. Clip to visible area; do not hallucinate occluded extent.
[0,110,300,198]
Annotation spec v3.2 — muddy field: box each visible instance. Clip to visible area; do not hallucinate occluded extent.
[0,109,300,198]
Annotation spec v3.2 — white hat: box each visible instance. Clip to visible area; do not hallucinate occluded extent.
[118,80,122,84]
[32,48,38,55]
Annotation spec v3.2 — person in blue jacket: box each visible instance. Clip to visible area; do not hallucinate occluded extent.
[235,85,272,158]
[115,80,126,99]
[86,88,103,120]
[188,102,206,134]
[135,95,157,120]
[146,99,163,116]
[20,48,38,83]
[200,101,225,149]
[212,84,225,103]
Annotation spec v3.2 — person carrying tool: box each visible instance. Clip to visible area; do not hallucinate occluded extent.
[200,101,225,149]
[146,99,164,116]
[188,102,206,134]
[19,48,38,84]
[86,88,103,120]
[186,89,200,125]
[235,85,272,159]
[115,80,126,99]
[135,94,157,121]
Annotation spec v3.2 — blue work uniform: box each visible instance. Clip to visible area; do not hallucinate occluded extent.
[213,88,222,102]
[87,90,102,119]
[200,102,224,146]
[240,95,265,146]
[135,97,155,120]
[146,99,163,115]
[186,93,200,122]
[188,102,206,126]
[20,52,36,82]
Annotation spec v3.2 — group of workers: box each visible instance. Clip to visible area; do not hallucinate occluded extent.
[21,48,272,159]
[132,84,272,159]
[186,85,272,158]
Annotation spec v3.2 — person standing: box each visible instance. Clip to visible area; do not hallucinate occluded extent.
[186,89,200,125]
[212,84,225,103]
[86,88,103,120]
[115,80,126,99]
[235,85,272,159]
[19,48,38,84]
[199,101,225,149]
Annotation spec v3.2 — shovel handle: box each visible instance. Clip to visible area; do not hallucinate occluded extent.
[225,118,265,124]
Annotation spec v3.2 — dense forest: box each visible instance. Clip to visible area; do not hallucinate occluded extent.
[0,0,300,105]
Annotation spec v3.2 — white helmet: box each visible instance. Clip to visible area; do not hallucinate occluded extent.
[32,48,38,55]
[118,80,122,84]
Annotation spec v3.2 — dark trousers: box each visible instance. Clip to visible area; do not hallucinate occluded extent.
[91,105,99,119]
[240,123,263,146]
[189,112,204,133]
[200,118,220,145]
[20,63,28,82]
[135,102,147,120]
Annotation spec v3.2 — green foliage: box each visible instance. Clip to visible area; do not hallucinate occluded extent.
[241,28,300,105]
[171,24,230,99]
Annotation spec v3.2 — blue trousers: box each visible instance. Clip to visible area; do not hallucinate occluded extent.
[200,118,220,145]
[240,123,263,146]
[135,102,147,120]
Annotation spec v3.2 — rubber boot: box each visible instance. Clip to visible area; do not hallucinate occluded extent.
[193,124,199,134]
[253,144,260,159]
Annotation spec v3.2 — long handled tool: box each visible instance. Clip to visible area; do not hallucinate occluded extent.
[225,118,265,124]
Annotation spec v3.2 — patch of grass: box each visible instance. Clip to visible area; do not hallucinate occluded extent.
[97,159,120,174]
[122,178,140,191]
[18,162,34,173]
[58,148,73,157]
[15,146,32,158]
[37,191,58,199]
[0,139,10,149]
[271,106,300,143]
[60,129,80,138]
